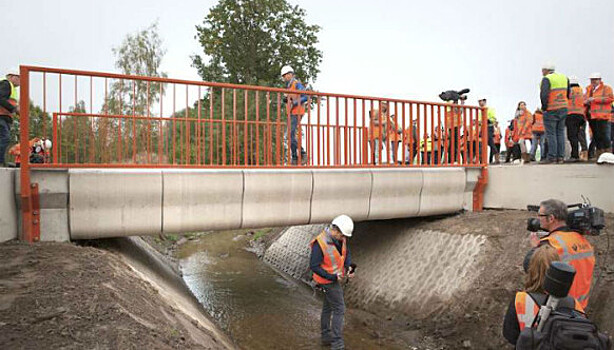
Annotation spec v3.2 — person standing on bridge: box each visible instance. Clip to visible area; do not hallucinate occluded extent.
[0,68,20,166]
[310,215,355,350]
[523,199,595,309]
[584,73,613,162]
[478,98,500,164]
[281,65,308,165]
[565,76,587,162]
[539,62,570,164]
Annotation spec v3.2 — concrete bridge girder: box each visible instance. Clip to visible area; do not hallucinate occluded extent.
[2,167,482,242]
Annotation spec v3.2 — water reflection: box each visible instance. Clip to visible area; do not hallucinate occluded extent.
[179,230,407,349]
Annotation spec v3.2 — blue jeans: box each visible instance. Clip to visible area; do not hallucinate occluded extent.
[321,281,345,349]
[0,118,11,165]
[530,132,546,159]
[543,109,567,160]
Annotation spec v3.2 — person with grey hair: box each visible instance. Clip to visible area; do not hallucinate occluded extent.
[523,199,595,309]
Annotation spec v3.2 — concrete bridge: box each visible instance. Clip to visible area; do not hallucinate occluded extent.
[3,66,612,243]
[1,167,482,241]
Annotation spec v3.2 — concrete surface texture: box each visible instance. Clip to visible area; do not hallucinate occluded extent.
[484,163,614,213]
[264,223,487,316]
[12,167,477,240]
[0,169,17,242]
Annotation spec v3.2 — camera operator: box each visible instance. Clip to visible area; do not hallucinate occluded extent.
[524,199,595,309]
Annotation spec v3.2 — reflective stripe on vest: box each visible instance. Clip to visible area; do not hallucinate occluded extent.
[310,229,346,285]
[515,292,539,331]
[541,231,595,309]
[545,73,569,111]
[568,86,585,116]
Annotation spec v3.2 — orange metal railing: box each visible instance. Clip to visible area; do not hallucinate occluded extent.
[17,65,489,241]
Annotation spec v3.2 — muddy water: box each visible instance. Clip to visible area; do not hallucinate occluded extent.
[178,230,408,350]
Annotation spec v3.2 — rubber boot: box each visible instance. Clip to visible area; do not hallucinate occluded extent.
[579,150,588,162]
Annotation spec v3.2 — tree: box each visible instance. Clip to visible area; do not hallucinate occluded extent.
[101,22,167,163]
[191,0,323,165]
[192,0,322,86]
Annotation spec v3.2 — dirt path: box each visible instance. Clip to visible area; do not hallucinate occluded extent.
[351,210,614,349]
[0,241,231,350]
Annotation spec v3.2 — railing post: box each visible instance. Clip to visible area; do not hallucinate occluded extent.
[19,65,39,242]
[473,106,489,211]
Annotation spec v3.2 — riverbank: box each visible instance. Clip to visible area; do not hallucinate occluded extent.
[0,239,234,349]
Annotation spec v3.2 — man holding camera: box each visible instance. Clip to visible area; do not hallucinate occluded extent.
[524,199,595,309]
[310,215,355,350]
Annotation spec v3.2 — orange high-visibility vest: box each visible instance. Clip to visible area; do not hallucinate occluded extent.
[585,83,614,121]
[517,110,533,140]
[494,126,501,144]
[310,229,346,285]
[540,231,595,309]
[568,86,585,116]
[445,105,463,129]
[505,127,514,148]
[532,111,545,133]
[287,79,306,115]
[543,73,569,111]
[369,109,386,141]
[515,292,583,331]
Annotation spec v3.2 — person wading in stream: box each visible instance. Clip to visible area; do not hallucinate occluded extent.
[309,215,355,350]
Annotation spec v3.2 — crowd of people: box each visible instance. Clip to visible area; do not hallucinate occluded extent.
[502,63,614,165]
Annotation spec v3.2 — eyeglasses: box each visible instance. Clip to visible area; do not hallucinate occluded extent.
[537,213,549,217]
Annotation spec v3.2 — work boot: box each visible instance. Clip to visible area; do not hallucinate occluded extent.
[579,151,588,162]
[564,157,580,163]
[539,158,555,164]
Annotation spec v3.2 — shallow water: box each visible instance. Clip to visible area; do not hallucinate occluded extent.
[178,230,407,350]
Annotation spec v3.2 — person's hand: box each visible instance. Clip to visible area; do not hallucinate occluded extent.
[529,232,540,247]
[14,106,19,115]
[347,272,355,279]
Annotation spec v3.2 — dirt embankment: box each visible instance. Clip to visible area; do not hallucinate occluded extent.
[352,210,614,349]
[0,241,232,350]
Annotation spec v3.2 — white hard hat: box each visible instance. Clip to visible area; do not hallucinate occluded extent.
[597,152,614,165]
[331,214,354,237]
[541,61,555,70]
[6,67,19,77]
[280,65,294,76]
[569,76,579,85]
[589,72,602,80]
[44,139,52,149]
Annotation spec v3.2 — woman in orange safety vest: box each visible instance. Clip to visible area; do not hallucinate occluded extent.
[514,101,533,163]
[502,245,584,345]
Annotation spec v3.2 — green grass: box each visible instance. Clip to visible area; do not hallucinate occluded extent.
[252,228,272,241]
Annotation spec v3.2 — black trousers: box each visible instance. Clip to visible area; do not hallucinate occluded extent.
[589,119,612,150]
[566,114,585,159]
[487,123,498,162]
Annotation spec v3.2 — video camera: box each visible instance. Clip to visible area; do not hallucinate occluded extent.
[527,200,605,235]
[439,88,470,103]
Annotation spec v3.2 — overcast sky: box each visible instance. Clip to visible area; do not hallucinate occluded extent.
[3,0,614,133]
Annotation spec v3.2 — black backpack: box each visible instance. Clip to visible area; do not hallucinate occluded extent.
[516,294,611,350]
